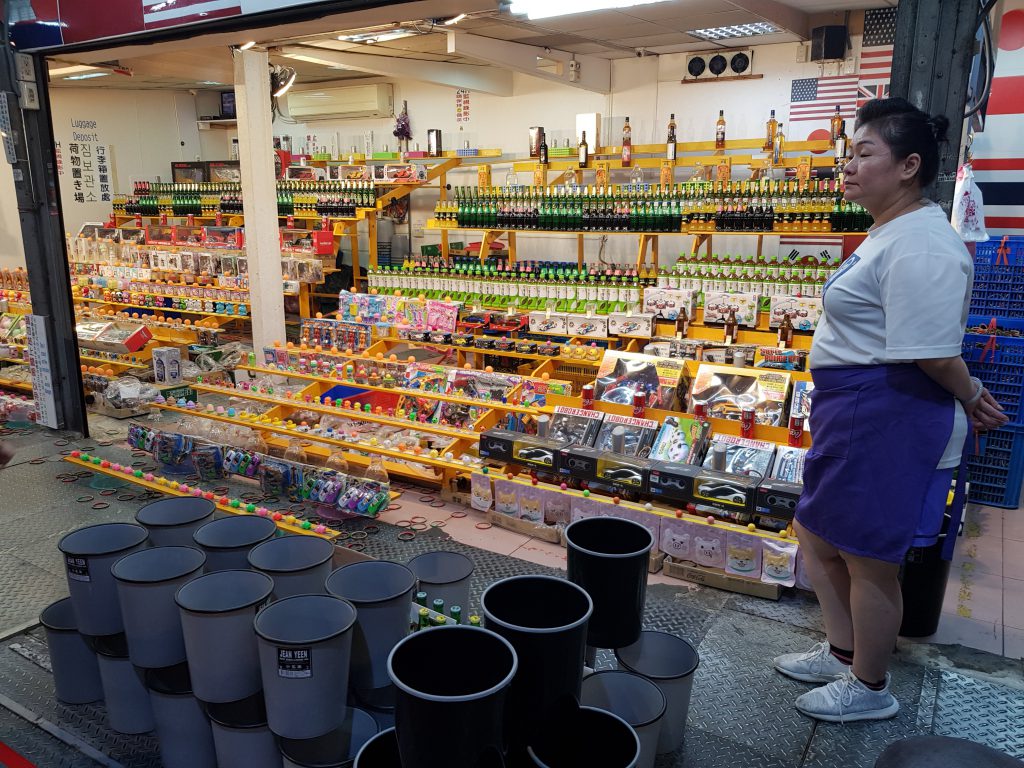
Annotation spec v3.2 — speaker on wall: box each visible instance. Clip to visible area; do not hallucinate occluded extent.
[810,25,847,61]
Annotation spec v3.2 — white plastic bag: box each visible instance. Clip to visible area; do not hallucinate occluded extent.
[951,162,990,242]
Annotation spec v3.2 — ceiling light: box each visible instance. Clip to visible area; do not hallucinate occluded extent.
[238,41,257,51]
[507,0,671,20]
[444,13,468,25]
[65,72,111,80]
[688,22,781,41]
[337,28,418,44]
[49,64,97,76]
[199,80,223,85]
[273,68,297,97]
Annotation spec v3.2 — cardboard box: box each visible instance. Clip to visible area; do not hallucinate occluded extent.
[754,478,802,532]
[152,347,182,385]
[529,312,567,335]
[608,312,655,337]
[488,510,561,543]
[566,314,608,339]
[642,288,698,321]
[768,294,823,331]
[702,291,760,327]
[83,322,153,354]
[664,557,782,600]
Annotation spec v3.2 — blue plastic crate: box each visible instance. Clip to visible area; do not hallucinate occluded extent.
[966,426,1024,508]
[962,332,1024,426]
[970,236,1024,317]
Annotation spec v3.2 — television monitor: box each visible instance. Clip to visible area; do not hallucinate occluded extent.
[220,91,236,119]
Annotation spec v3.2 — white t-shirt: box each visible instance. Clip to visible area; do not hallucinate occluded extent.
[811,203,973,468]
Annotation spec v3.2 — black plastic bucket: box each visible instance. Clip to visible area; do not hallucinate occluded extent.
[481,575,592,762]
[194,515,279,572]
[387,626,517,768]
[353,728,401,768]
[39,597,103,704]
[136,497,216,547]
[564,517,653,649]
[205,692,281,768]
[278,708,379,768]
[527,704,640,768]
[145,662,217,768]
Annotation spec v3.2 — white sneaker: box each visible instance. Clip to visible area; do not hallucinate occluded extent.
[795,671,900,723]
[773,641,849,683]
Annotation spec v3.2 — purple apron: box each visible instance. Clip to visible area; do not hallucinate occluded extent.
[795,364,968,564]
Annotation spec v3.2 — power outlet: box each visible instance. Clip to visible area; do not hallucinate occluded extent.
[796,42,809,63]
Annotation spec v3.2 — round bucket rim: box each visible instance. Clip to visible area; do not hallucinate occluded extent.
[254,594,357,646]
[406,550,474,585]
[136,497,216,528]
[564,517,653,560]
[580,670,667,729]
[58,522,148,557]
[39,597,79,633]
[526,705,640,768]
[481,575,593,635]
[111,546,207,585]
[193,515,278,551]
[248,535,334,574]
[614,630,700,680]
[326,561,417,606]
[175,569,274,614]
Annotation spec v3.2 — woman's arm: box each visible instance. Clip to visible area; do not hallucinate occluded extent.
[916,356,1008,430]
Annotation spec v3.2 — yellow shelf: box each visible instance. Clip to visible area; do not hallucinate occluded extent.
[395,337,603,367]
[79,354,148,369]
[78,298,249,321]
[0,377,32,392]
[0,357,29,365]
[427,222,867,238]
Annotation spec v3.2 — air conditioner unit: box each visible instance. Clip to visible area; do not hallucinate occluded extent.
[684,49,754,81]
[284,84,394,121]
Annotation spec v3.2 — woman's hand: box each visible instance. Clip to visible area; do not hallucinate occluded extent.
[964,387,1008,432]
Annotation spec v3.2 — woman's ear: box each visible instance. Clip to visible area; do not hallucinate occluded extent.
[900,152,922,182]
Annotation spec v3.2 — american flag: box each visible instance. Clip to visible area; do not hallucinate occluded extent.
[858,7,896,107]
[789,76,859,124]
[143,0,242,29]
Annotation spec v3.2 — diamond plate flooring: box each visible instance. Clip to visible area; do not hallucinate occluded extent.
[1,420,1023,767]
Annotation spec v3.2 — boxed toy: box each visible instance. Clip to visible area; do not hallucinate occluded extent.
[547,406,604,446]
[478,429,568,471]
[559,446,651,492]
[649,416,711,464]
[607,312,656,338]
[754,478,802,531]
[594,350,686,411]
[85,322,154,354]
[768,294,823,331]
[690,467,760,523]
[790,380,814,424]
[771,446,807,483]
[701,291,759,327]
[702,434,777,479]
[152,347,182,385]
[689,363,791,427]
[754,347,809,372]
[592,414,660,456]
[642,288,698,321]
[566,314,609,339]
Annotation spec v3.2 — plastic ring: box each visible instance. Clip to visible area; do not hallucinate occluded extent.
[214,486,229,494]
[451,511,468,518]
[429,500,446,509]
[97,440,114,447]
[99,489,117,497]
[410,516,427,524]
[76,495,95,502]
[475,522,492,530]
[62,477,79,483]
[263,496,280,504]
[395,520,413,528]
[335,531,351,541]
[418,496,435,503]
[91,502,110,510]
[347,543,366,551]
[54,439,70,446]
[350,531,368,541]
[60,450,75,456]
[430,521,446,528]
[386,504,402,511]
[81,447,96,451]
[289,504,305,513]
[397,531,416,541]
[131,461,145,468]
[362,525,380,535]
[75,471,94,479]
[410,523,429,531]
[29,458,47,465]
[131,451,148,457]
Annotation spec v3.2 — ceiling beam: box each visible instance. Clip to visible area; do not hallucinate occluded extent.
[727,0,810,39]
[447,32,611,94]
[280,44,513,95]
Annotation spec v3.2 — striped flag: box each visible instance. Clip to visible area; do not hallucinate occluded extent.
[789,76,859,124]
[858,8,896,106]
[779,235,844,263]
[143,0,242,29]
[971,0,1024,235]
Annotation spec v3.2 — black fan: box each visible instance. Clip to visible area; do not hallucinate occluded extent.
[731,51,751,74]
[687,57,706,78]
[708,54,728,76]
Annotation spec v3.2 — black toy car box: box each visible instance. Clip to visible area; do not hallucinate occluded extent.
[754,478,802,532]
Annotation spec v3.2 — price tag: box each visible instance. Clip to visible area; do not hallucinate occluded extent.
[675,331,683,340]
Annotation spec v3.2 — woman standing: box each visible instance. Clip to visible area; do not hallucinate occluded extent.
[773,98,1007,722]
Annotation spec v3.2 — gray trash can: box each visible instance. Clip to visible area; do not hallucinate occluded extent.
[58,523,149,636]
[206,692,282,768]
[113,546,206,668]
[278,708,379,768]
[580,671,665,768]
[194,515,279,572]
[255,594,357,740]
[91,633,155,735]
[406,551,474,613]
[176,569,274,704]
[249,535,334,600]
[136,497,216,547]
[145,662,217,768]
[39,597,103,704]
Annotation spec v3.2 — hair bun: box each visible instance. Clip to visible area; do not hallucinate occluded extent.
[928,114,950,142]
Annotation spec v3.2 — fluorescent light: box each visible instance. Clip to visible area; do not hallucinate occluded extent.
[444,13,468,25]
[49,64,96,76]
[688,22,781,41]
[273,69,297,97]
[238,41,257,51]
[65,72,111,80]
[199,80,223,85]
[507,0,671,20]
[337,28,418,44]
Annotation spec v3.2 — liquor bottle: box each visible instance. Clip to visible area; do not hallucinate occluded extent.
[578,131,589,168]
[724,306,738,344]
[715,110,726,150]
[830,106,843,147]
[764,109,778,152]
[772,122,785,166]
[539,129,549,165]
[666,114,677,161]
[778,312,794,348]
[621,117,632,168]
[834,120,849,166]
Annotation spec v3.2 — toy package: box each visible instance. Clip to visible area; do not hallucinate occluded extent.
[795,547,814,591]
[754,347,808,372]
[446,369,520,403]
[607,312,656,338]
[593,414,660,456]
[259,457,297,497]
[426,300,460,333]
[649,416,711,464]
[691,531,726,569]
[519,377,572,407]
[547,406,605,446]
[702,291,760,327]
[593,350,686,411]
[726,530,763,579]
[761,538,798,587]
[566,314,609,339]
[642,288,698,321]
[542,487,571,527]
[689,363,791,427]
[768,294,822,330]
[790,380,814,424]
[770,446,808,483]
[570,494,599,523]
[336,479,390,518]
[153,431,193,469]
[529,311,568,335]
[404,364,449,393]
[224,448,261,478]
[191,444,225,481]
[471,473,493,512]
[702,434,777,479]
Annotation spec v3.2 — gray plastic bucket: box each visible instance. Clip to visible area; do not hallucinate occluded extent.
[406,551,474,613]
[326,561,416,694]
[92,634,155,734]
[136,497,216,547]
[39,597,103,704]
[388,626,517,768]
[112,546,206,669]
[527,704,640,768]
[480,575,592,763]
[249,535,335,600]
[255,594,357,740]
[615,631,699,753]
[145,662,217,768]
[176,569,274,704]
[354,728,401,767]
[207,693,282,768]
[194,515,279,572]
[58,523,149,636]
[580,671,666,768]
[279,708,379,768]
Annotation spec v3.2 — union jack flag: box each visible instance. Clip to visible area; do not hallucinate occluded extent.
[858,8,896,107]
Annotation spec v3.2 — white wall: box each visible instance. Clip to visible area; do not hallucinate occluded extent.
[0,155,26,270]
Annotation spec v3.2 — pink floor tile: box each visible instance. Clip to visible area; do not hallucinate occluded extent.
[951,533,1004,576]
[941,566,1005,625]
[508,539,569,570]
[1005,509,1024,543]
[1005,626,1024,660]
[964,504,1003,540]
[1004,538,1024,581]
[917,612,1003,656]
[1004,577,1024,630]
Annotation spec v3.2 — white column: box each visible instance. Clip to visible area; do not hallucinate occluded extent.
[233,48,285,353]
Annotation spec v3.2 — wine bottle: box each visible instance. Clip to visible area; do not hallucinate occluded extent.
[834,120,849,166]
[715,110,726,150]
[578,131,589,168]
[830,106,843,147]
[666,113,677,161]
[539,129,549,165]
[621,117,632,168]
[764,109,778,152]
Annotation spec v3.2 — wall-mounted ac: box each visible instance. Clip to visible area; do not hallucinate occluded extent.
[284,84,394,121]
[684,49,754,81]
